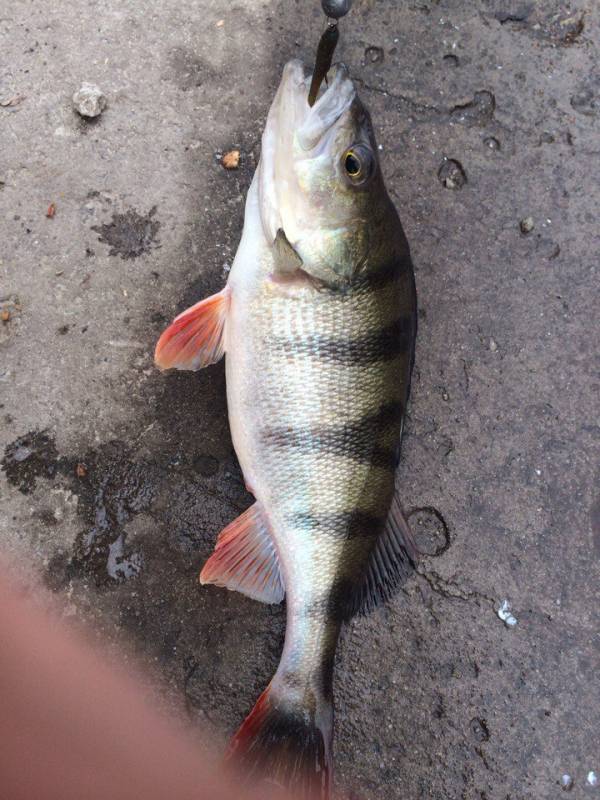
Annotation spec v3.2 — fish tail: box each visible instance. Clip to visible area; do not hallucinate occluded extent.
[227,680,333,799]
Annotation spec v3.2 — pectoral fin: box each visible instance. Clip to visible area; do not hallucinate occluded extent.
[200,502,285,604]
[154,287,230,371]
[273,228,303,274]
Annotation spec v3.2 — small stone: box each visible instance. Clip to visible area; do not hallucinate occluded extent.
[587,771,598,787]
[1,309,10,323]
[72,83,107,118]
[0,94,25,108]
[489,338,498,352]
[75,463,87,478]
[46,202,56,218]
[484,136,501,151]
[520,216,534,234]
[221,149,240,169]
[560,774,573,791]
[497,599,517,627]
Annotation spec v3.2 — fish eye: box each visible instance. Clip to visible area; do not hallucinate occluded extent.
[342,144,375,185]
[345,151,361,176]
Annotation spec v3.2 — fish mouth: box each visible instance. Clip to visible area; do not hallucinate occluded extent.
[258,59,356,243]
[279,59,356,151]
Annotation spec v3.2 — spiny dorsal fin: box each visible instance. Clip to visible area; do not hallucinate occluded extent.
[352,493,419,617]
[154,287,230,371]
[200,502,285,604]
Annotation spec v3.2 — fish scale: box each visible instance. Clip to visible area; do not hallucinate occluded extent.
[155,59,417,799]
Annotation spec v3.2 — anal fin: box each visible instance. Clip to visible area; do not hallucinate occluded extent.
[200,502,285,604]
[352,492,419,616]
[154,286,230,371]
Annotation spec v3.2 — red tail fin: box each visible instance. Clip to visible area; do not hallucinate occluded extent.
[228,684,333,800]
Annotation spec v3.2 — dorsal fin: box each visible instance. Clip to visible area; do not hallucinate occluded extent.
[351,492,419,617]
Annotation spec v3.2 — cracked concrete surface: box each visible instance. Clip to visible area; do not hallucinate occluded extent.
[1,1,599,798]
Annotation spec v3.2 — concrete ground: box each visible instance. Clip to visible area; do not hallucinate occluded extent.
[1,0,599,797]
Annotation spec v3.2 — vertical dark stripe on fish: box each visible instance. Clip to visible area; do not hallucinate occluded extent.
[288,510,384,540]
[303,578,358,623]
[271,316,413,365]
[262,401,402,468]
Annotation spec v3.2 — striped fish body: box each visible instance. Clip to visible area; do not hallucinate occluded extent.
[155,60,417,798]
[227,173,415,666]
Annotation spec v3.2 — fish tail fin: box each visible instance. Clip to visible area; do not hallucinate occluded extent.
[227,681,333,799]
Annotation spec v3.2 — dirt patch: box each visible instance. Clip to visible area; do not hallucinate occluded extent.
[92,206,160,260]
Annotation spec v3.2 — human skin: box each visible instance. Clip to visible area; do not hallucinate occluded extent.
[0,566,298,800]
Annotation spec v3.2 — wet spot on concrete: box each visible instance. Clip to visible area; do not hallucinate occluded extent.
[69,441,155,586]
[438,158,467,190]
[450,91,495,127]
[165,47,213,91]
[2,432,154,586]
[36,508,59,527]
[92,206,160,260]
[1,430,60,493]
[192,453,220,477]
[408,506,451,557]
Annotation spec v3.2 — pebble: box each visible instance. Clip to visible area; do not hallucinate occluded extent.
[520,216,535,234]
[560,774,573,791]
[221,149,240,170]
[497,599,517,627]
[484,136,501,151]
[489,338,498,352]
[72,83,107,118]
[587,771,598,787]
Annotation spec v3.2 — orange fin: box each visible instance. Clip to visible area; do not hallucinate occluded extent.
[199,502,284,604]
[154,287,230,371]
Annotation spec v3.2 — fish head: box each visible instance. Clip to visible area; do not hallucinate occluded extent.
[259,59,391,286]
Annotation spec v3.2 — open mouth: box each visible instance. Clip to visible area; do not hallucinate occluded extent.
[272,59,356,151]
[258,59,356,243]
[298,62,355,150]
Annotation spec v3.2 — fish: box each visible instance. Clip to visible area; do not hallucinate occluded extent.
[155,59,418,799]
